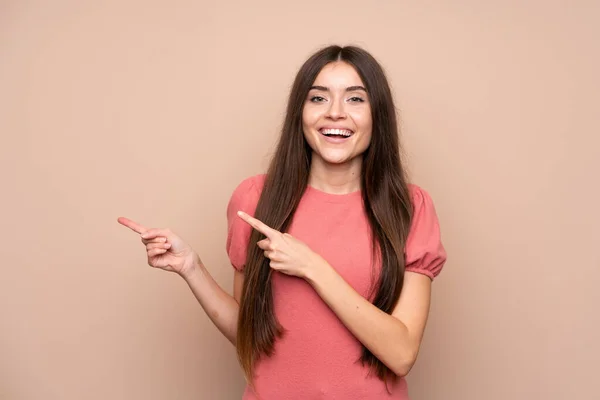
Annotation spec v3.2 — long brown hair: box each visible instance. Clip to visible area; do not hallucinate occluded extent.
[236,45,413,384]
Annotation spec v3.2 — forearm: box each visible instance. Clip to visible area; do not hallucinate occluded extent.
[306,264,417,376]
[181,259,239,345]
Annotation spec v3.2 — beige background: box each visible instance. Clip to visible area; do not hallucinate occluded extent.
[1,1,598,399]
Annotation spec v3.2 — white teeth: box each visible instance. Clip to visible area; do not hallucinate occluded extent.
[321,128,352,137]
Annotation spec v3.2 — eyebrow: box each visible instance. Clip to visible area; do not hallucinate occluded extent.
[310,85,367,92]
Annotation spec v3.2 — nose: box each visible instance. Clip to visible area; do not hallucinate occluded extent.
[326,98,347,120]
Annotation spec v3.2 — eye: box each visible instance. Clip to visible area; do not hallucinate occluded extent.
[310,96,326,103]
[348,96,365,103]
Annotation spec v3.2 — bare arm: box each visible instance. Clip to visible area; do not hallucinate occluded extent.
[182,260,244,346]
[307,269,431,376]
[235,211,433,376]
[117,216,244,347]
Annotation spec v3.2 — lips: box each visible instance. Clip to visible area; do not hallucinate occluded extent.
[319,128,354,138]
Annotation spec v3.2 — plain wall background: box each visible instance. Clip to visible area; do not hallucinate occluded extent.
[1,1,598,399]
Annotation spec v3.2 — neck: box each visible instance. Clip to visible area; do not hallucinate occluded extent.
[308,154,362,194]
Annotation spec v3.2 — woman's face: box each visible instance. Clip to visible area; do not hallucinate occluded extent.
[302,61,373,166]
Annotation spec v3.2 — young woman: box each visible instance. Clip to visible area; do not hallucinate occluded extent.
[118,45,447,399]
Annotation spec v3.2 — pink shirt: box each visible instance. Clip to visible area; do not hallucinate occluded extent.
[226,174,447,400]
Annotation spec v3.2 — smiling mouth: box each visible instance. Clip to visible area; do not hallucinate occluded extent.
[319,128,354,138]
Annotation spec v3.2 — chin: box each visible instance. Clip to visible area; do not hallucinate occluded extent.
[315,150,355,165]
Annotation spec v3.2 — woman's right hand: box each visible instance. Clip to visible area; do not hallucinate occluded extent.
[117,217,200,278]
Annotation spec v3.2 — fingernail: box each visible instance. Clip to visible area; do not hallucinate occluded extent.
[237,211,244,216]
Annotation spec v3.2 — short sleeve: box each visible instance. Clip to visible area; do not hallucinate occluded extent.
[404,185,447,280]
[225,175,265,272]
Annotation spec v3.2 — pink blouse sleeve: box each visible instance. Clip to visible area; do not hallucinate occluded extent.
[225,175,263,272]
[404,185,447,280]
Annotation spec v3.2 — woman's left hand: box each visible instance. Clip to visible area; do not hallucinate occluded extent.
[237,211,326,280]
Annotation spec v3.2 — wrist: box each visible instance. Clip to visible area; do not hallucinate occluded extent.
[179,254,205,282]
[304,258,333,288]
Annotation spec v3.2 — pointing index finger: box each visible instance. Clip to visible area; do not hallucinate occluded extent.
[237,211,279,239]
[117,217,148,235]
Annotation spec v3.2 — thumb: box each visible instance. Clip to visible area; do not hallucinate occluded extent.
[141,228,174,241]
[257,238,270,250]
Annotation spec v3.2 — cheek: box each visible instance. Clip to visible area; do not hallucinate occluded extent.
[350,110,373,133]
[302,108,318,145]
[302,105,319,127]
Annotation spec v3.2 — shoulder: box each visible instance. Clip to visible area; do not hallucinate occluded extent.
[226,174,267,219]
[233,173,267,194]
[229,174,266,205]
[407,183,433,208]
[406,183,441,230]
[404,183,447,279]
